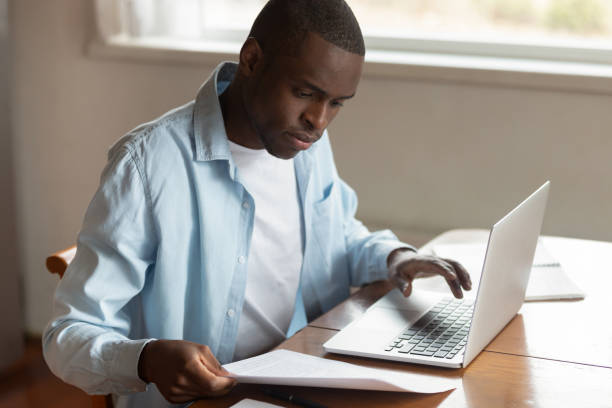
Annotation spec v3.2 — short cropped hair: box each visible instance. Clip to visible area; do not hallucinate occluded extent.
[248,0,365,57]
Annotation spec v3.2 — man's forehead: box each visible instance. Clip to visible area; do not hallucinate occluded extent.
[276,32,363,96]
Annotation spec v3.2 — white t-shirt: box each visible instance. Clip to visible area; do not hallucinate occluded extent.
[229,140,304,361]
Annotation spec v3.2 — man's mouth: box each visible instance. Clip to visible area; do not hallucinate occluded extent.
[287,131,317,150]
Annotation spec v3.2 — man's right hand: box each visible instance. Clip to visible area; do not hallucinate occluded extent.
[138,339,236,403]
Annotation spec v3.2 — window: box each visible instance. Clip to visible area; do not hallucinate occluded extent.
[94,0,612,64]
[356,0,612,64]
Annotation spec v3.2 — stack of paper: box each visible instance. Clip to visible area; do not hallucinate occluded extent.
[429,240,584,301]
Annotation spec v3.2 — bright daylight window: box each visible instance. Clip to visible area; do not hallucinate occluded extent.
[96,0,612,64]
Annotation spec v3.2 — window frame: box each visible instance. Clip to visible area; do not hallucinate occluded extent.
[89,3,612,96]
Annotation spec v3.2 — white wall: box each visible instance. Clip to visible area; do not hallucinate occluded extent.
[11,0,612,335]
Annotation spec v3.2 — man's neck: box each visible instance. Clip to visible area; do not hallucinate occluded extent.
[219,80,264,150]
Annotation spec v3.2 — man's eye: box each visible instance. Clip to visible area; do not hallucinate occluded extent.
[297,90,312,98]
[331,100,344,107]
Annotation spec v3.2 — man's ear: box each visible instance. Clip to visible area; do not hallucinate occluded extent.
[239,37,264,77]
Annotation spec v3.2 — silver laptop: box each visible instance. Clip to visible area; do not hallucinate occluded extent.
[323,181,550,368]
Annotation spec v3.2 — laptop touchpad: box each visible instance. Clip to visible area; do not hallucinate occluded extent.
[353,306,421,332]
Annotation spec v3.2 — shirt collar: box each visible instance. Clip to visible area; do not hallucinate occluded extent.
[193,61,237,162]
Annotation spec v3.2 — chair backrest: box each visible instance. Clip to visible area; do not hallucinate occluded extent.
[46,245,113,408]
[46,246,76,278]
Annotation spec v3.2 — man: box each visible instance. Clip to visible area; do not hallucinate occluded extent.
[43,1,471,407]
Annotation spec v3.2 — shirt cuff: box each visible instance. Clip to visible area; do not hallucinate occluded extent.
[372,240,417,282]
[109,338,157,394]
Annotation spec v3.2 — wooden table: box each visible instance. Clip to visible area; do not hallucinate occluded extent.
[194,230,612,407]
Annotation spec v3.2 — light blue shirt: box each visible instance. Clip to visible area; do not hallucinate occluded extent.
[43,62,410,408]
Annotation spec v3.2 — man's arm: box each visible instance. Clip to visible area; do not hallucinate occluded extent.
[42,145,234,400]
[42,146,157,395]
[338,177,414,286]
[335,170,471,298]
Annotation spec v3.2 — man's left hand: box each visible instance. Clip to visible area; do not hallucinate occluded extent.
[387,248,472,299]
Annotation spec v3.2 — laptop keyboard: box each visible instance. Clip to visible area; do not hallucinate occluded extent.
[385,297,474,360]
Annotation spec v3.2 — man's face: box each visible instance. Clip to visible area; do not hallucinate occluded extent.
[242,32,364,159]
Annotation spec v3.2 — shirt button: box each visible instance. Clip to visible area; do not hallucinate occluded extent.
[227,309,235,318]
[238,256,246,264]
[242,201,249,209]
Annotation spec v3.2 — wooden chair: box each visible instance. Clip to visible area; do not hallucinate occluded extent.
[46,246,114,408]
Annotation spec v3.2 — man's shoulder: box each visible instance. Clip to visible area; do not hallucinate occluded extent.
[108,100,196,162]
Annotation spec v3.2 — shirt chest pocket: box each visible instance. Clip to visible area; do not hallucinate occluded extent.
[311,181,348,273]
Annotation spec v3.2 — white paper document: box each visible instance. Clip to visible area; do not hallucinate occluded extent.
[230,399,284,408]
[223,349,458,394]
[429,240,584,301]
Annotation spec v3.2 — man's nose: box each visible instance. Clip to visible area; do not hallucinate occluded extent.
[302,101,329,133]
